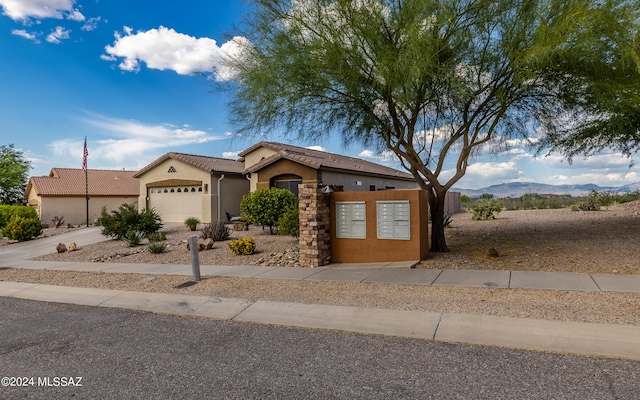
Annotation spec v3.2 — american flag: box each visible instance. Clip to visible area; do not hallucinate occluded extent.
[82,137,88,172]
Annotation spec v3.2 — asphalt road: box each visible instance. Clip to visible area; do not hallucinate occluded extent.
[1,297,639,399]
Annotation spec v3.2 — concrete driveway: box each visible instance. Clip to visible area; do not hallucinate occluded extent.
[0,227,108,262]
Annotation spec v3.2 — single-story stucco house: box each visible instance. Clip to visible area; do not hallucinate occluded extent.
[133,152,248,223]
[239,141,419,195]
[25,168,139,226]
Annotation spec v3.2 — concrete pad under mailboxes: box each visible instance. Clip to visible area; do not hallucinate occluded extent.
[432,269,510,288]
[435,313,640,361]
[253,267,328,280]
[234,300,442,339]
[10,284,124,306]
[510,271,599,291]
[591,274,640,293]
[364,269,441,285]
[305,268,383,282]
[100,291,251,320]
[0,281,38,296]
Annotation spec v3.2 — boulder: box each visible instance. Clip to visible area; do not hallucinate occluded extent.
[56,243,67,253]
[67,242,77,252]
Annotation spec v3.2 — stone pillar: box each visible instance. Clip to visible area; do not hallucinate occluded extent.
[298,184,331,267]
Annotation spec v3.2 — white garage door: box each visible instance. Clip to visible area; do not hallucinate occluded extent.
[148,186,202,222]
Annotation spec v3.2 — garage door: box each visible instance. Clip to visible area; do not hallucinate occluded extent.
[148,186,202,222]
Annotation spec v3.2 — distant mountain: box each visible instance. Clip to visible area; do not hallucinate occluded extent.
[454,181,640,198]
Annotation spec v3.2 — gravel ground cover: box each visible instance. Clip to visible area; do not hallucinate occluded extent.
[1,202,639,326]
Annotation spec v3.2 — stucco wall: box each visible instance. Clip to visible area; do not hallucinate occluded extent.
[330,189,429,263]
[39,196,137,226]
[320,170,418,192]
[254,159,318,190]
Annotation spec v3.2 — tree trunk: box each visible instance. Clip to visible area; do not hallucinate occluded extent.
[429,187,449,253]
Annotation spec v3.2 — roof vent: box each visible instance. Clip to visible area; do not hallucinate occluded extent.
[168,166,177,173]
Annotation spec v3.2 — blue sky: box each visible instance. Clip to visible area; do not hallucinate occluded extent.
[1,0,638,190]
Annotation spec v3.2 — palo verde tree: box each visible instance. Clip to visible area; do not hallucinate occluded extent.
[221,0,640,252]
[0,144,31,205]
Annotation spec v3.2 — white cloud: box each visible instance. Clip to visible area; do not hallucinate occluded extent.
[306,145,326,152]
[81,16,100,31]
[358,149,396,163]
[46,26,70,43]
[102,26,248,80]
[11,29,40,43]
[544,172,638,187]
[222,151,241,159]
[448,160,530,189]
[537,152,634,170]
[49,114,229,167]
[0,0,83,22]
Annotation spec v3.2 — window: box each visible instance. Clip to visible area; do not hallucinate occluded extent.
[177,188,182,193]
[170,188,175,193]
[274,179,302,196]
[198,187,203,192]
[191,188,196,192]
[369,185,376,191]
[335,202,366,239]
[352,180,362,186]
[163,189,168,193]
[376,201,410,240]
[150,189,155,194]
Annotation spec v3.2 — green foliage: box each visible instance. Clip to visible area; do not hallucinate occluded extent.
[122,230,145,247]
[98,204,162,239]
[471,200,502,221]
[200,221,230,241]
[0,205,38,229]
[617,190,640,204]
[500,193,573,210]
[148,241,167,253]
[184,217,200,231]
[0,144,31,205]
[147,232,166,242]
[228,237,256,255]
[277,207,300,237]
[572,190,601,211]
[3,215,42,241]
[240,188,298,234]
[223,0,640,252]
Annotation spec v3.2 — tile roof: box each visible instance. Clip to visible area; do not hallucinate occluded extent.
[240,142,415,181]
[26,168,139,197]
[133,152,244,178]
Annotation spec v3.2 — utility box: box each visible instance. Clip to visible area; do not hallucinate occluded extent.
[330,189,429,263]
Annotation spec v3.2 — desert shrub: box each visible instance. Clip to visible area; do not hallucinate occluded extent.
[147,232,166,242]
[201,221,230,241]
[148,241,167,253]
[98,204,162,239]
[122,230,145,247]
[52,216,65,228]
[0,205,38,229]
[571,190,603,211]
[616,190,640,204]
[240,188,298,234]
[229,237,256,255]
[277,207,300,237]
[3,215,43,241]
[471,200,502,220]
[184,217,200,231]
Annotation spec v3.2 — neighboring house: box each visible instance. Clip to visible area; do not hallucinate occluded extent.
[25,168,139,226]
[134,152,248,223]
[239,141,418,195]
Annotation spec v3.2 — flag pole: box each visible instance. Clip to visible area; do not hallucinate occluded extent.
[83,137,89,227]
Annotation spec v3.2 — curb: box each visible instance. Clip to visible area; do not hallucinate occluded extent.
[2,281,639,361]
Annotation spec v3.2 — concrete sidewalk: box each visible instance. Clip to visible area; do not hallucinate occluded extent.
[2,281,640,361]
[2,257,640,293]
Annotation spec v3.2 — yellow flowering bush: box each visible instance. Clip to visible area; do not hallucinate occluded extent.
[228,237,256,255]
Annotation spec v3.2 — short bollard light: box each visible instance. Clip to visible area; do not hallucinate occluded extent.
[188,235,201,282]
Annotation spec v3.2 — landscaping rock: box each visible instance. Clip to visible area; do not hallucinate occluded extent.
[56,243,67,253]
